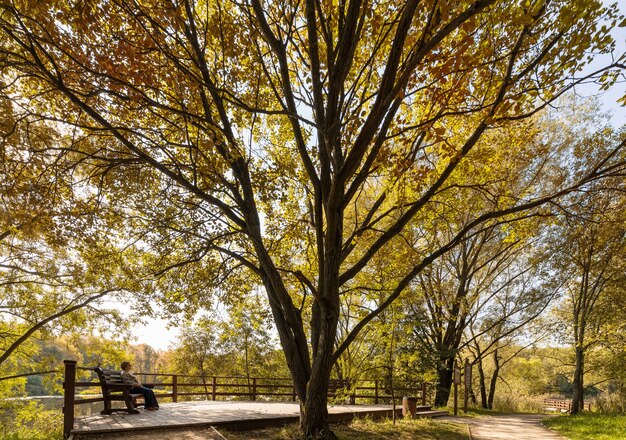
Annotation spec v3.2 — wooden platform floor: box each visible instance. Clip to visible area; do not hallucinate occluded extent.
[73,401,401,436]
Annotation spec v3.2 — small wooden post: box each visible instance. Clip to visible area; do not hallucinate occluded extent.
[212,376,217,401]
[374,380,379,404]
[62,360,77,439]
[172,374,178,402]
[292,383,297,401]
[252,378,257,401]
[421,382,427,406]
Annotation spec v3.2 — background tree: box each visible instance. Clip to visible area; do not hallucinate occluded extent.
[549,178,626,414]
[407,217,555,406]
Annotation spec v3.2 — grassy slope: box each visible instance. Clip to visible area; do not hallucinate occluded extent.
[223,418,469,440]
[543,414,626,440]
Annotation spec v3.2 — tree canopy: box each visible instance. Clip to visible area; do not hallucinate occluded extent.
[0,0,625,437]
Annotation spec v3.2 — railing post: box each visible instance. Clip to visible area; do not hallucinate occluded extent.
[421,382,427,406]
[292,383,296,402]
[62,360,77,440]
[252,378,257,401]
[212,376,217,401]
[374,380,379,404]
[172,374,178,403]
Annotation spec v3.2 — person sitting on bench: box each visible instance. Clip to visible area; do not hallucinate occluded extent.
[120,361,159,410]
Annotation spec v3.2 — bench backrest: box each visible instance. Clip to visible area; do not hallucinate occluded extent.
[95,367,130,395]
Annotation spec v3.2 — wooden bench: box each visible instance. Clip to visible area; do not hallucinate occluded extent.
[95,367,143,414]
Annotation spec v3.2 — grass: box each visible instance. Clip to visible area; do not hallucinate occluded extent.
[543,413,626,440]
[222,417,469,440]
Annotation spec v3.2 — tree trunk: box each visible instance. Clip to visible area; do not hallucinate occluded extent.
[300,262,342,439]
[301,372,336,439]
[477,355,488,409]
[571,345,585,415]
[301,317,339,440]
[435,355,455,407]
[487,349,500,410]
[469,385,478,405]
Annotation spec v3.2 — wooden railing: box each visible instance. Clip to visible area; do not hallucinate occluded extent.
[543,398,592,413]
[62,360,429,438]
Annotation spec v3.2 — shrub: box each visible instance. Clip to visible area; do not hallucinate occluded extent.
[0,399,63,440]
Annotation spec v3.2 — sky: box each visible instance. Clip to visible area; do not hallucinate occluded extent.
[574,0,626,126]
[123,1,626,352]
[131,317,180,351]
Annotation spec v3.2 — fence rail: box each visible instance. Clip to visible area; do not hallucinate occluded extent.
[543,398,591,413]
[62,360,429,438]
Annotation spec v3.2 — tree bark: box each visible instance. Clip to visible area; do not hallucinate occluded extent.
[302,373,336,439]
[469,385,478,405]
[301,305,339,439]
[435,355,455,407]
[477,355,489,409]
[571,345,585,414]
[487,349,500,410]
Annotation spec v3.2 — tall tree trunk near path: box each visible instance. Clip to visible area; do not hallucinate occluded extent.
[487,349,500,410]
[571,346,585,414]
[477,356,489,409]
[435,355,455,407]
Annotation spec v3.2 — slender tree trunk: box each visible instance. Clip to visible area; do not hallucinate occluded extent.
[469,385,478,405]
[244,334,252,395]
[435,355,455,407]
[198,359,211,401]
[487,349,500,410]
[477,355,489,409]
[571,345,585,414]
[389,312,397,424]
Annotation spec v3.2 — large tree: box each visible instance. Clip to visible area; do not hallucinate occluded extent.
[0,0,624,436]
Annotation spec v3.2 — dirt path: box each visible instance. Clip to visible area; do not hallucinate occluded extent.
[445,414,565,440]
[76,426,227,440]
[76,413,564,440]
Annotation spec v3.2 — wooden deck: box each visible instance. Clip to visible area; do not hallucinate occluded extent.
[72,400,405,436]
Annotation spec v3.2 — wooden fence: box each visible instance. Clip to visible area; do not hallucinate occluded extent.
[62,360,429,438]
[543,398,592,413]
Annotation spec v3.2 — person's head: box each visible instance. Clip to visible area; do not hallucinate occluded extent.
[120,361,132,372]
